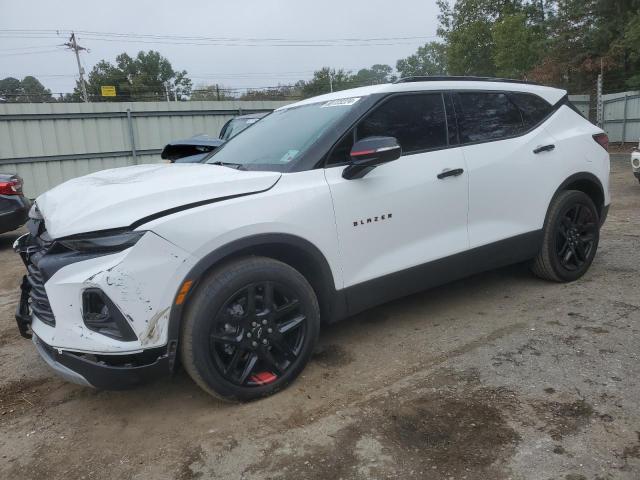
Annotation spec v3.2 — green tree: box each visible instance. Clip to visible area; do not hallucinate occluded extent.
[492,13,541,78]
[436,0,521,76]
[396,42,447,77]
[20,76,53,102]
[190,84,236,101]
[0,76,52,102]
[240,85,302,101]
[0,77,22,101]
[78,50,192,101]
[352,64,396,85]
[623,10,640,88]
[299,68,353,97]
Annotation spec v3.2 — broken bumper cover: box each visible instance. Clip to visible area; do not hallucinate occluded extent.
[32,333,171,390]
[15,230,193,353]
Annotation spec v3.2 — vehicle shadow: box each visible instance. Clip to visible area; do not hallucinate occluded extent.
[81,261,538,407]
[8,257,540,418]
[322,261,536,336]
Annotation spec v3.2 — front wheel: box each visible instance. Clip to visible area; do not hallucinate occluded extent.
[531,190,600,282]
[180,257,320,401]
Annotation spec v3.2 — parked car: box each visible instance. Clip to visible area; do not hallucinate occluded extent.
[219,112,268,141]
[15,77,610,401]
[632,140,640,183]
[160,134,224,164]
[0,174,30,235]
[160,113,268,164]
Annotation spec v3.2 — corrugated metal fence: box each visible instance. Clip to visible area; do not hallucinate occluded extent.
[602,91,640,143]
[1,95,594,198]
[568,94,590,119]
[0,100,291,197]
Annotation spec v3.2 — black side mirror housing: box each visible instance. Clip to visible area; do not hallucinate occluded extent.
[342,136,402,180]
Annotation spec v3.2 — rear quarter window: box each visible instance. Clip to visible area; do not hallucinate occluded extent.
[508,92,554,129]
[454,92,524,143]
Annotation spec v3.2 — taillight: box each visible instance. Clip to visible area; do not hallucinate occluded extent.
[0,177,23,195]
[593,133,609,151]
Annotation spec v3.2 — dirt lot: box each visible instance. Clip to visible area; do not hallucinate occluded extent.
[0,157,638,480]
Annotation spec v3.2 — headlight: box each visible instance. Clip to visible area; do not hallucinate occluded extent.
[57,230,145,253]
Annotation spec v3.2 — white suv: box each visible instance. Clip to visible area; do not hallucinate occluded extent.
[15,77,610,401]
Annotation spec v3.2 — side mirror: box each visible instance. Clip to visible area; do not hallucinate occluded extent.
[342,136,402,180]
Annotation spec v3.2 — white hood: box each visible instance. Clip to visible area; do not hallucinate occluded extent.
[37,163,281,238]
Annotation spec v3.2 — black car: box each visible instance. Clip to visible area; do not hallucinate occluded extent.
[219,112,268,141]
[0,174,30,234]
[160,134,225,164]
[161,113,270,164]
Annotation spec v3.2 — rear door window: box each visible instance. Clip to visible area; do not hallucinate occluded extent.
[454,92,524,143]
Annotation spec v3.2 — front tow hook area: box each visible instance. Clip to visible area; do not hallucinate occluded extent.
[15,275,32,339]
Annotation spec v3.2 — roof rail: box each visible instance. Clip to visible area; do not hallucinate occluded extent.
[394,76,540,86]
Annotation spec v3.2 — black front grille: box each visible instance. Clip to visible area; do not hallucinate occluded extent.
[26,263,55,327]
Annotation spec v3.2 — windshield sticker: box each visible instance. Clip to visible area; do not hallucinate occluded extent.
[321,97,361,108]
[245,118,259,124]
[279,150,299,163]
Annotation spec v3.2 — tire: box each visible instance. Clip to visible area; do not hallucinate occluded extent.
[531,190,600,282]
[180,256,320,402]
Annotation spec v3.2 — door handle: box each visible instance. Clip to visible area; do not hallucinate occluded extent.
[437,168,464,180]
[533,144,555,154]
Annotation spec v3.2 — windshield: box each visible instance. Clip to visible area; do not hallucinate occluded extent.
[206,98,361,170]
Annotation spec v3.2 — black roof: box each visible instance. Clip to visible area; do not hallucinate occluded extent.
[394,76,540,86]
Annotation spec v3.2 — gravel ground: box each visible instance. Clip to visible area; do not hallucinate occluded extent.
[0,156,638,480]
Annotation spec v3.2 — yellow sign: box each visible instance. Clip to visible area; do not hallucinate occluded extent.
[101,86,116,97]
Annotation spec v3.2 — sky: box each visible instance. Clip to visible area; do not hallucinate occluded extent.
[0,0,441,95]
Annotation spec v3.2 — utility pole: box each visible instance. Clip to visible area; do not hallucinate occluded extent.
[329,71,333,93]
[64,32,89,103]
[216,84,220,101]
[164,82,171,105]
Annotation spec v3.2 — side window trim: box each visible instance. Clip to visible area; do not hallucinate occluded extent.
[506,93,526,129]
[322,89,564,169]
[444,92,460,146]
[441,92,450,147]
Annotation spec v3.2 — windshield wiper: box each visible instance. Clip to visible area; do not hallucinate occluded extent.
[209,161,246,170]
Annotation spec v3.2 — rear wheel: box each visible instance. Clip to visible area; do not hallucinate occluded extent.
[531,190,600,282]
[180,257,320,401]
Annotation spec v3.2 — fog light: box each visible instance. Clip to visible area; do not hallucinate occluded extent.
[82,289,137,341]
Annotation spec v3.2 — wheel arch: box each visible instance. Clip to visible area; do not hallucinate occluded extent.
[165,234,347,368]
[553,172,605,219]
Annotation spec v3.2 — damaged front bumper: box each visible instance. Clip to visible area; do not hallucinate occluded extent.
[16,273,172,389]
[32,333,170,390]
[13,227,195,389]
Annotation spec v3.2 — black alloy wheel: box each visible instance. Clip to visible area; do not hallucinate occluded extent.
[555,203,597,272]
[531,190,600,282]
[180,257,320,401]
[210,281,307,387]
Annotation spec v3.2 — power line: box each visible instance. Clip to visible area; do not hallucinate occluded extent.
[0,28,437,42]
[0,29,437,47]
[0,44,61,52]
[0,48,66,57]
